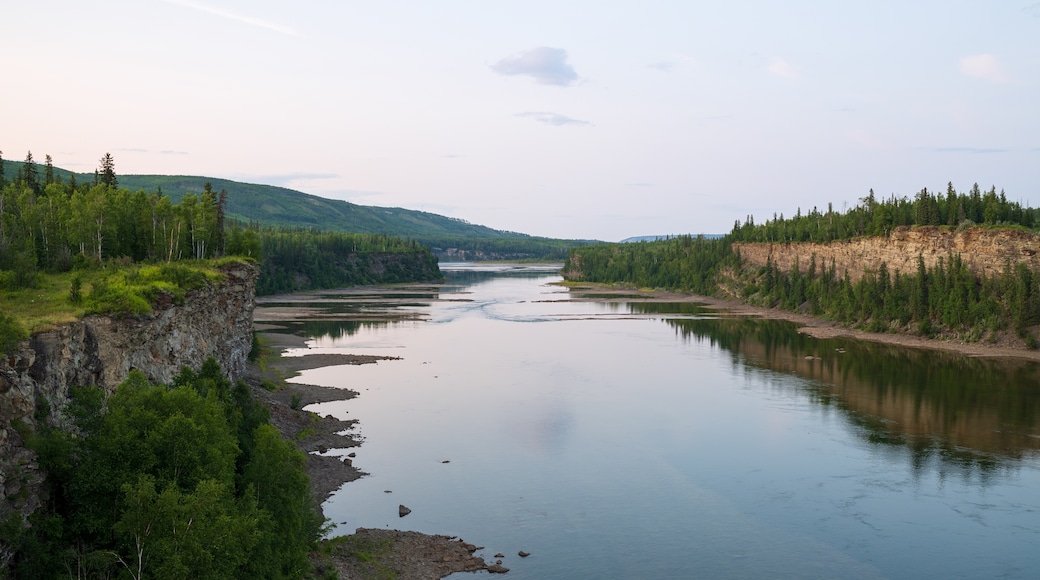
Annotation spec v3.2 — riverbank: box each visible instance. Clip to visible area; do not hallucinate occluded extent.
[245,323,505,578]
[561,282,1040,363]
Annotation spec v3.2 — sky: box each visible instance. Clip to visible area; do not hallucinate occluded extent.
[2,1,1038,241]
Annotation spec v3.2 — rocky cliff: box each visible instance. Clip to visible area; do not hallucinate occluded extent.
[0,262,258,529]
[734,226,1040,282]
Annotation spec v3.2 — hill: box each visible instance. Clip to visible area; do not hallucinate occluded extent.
[620,234,724,243]
[1,158,596,259]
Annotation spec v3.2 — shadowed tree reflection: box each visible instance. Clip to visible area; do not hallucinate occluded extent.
[655,313,1040,477]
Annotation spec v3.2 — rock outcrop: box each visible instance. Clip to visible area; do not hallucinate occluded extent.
[0,262,258,532]
[734,226,1040,282]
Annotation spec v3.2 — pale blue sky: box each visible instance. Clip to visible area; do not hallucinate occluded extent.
[3,1,1037,241]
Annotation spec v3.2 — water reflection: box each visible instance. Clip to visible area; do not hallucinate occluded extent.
[661,316,1040,474]
[287,320,391,340]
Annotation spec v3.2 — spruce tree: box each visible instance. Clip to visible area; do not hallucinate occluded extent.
[22,150,39,193]
[98,152,117,187]
[44,154,55,186]
[216,189,227,257]
[0,149,5,186]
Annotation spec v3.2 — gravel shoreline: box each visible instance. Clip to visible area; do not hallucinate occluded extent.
[563,282,1040,362]
[245,325,505,579]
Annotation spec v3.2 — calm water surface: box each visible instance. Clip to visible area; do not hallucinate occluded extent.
[268,264,1040,579]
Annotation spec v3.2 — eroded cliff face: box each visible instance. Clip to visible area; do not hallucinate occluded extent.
[0,262,258,529]
[734,226,1040,282]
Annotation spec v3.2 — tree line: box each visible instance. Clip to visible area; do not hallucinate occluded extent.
[1,151,443,296]
[1,151,232,289]
[7,359,323,578]
[254,227,442,295]
[730,182,1039,244]
[563,183,1040,346]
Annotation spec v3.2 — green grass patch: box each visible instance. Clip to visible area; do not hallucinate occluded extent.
[0,261,229,346]
[85,262,225,316]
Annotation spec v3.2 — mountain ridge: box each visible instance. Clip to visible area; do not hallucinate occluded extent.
[1,159,599,258]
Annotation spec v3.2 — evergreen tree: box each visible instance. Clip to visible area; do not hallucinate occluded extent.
[216,189,227,257]
[44,154,55,186]
[0,149,5,187]
[98,152,117,187]
[22,150,40,193]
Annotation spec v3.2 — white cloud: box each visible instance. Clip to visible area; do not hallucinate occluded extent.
[647,61,678,72]
[161,0,297,36]
[928,147,1009,154]
[515,112,591,126]
[492,47,579,86]
[959,54,1009,83]
[766,57,800,79]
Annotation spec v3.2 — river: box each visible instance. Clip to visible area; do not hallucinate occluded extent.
[267,264,1040,579]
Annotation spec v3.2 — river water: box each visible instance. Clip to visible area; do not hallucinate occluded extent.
[271,264,1040,579]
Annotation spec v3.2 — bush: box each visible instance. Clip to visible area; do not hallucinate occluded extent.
[85,263,224,316]
[68,274,83,305]
[86,278,152,316]
[0,311,28,356]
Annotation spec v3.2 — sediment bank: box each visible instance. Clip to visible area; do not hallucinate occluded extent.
[562,282,1040,363]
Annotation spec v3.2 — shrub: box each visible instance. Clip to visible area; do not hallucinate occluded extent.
[0,311,28,356]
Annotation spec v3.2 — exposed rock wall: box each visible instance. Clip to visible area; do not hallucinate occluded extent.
[734,226,1040,282]
[0,262,258,530]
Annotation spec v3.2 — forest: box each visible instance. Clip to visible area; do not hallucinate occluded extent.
[5,359,324,578]
[254,228,442,295]
[0,150,442,350]
[729,182,1039,244]
[0,152,236,281]
[564,183,1040,346]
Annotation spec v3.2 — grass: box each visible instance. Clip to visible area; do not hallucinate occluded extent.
[0,259,239,350]
[317,535,397,580]
[1,270,93,334]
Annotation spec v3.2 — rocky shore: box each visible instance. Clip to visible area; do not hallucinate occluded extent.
[245,325,507,578]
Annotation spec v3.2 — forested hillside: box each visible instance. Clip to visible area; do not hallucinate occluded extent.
[1,155,597,259]
[0,150,441,348]
[564,183,1040,347]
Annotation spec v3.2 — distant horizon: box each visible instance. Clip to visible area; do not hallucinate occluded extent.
[4,1,1035,242]
[2,157,733,242]
[2,156,1031,244]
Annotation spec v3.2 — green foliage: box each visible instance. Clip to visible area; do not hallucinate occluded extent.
[0,310,27,355]
[10,360,322,578]
[68,273,83,304]
[254,228,443,295]
[84,262,224,316]
[113,173,591,250]
[565,222,1040,343]
[728,182,1037,244]
[249,331,262,361]
[561,235,739,295]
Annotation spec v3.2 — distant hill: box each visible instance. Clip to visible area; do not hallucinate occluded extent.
[620,234,724,243]
[116,174,514,239]
[1,159,598,259]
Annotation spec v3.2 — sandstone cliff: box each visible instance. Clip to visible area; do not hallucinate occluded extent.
[0,262,258,528]
[734,226,1040,282]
